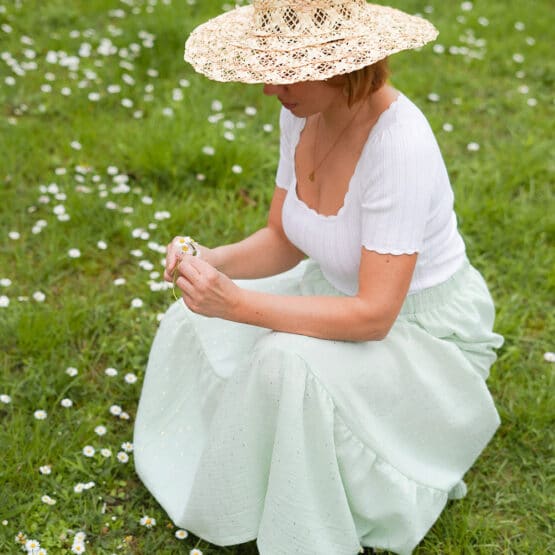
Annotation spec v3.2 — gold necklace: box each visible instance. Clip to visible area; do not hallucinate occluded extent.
[308,101,366,182]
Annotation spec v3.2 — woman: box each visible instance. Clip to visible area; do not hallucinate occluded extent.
[134,2,503,554]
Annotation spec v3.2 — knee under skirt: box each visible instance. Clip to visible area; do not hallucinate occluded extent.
[133,259,503,555]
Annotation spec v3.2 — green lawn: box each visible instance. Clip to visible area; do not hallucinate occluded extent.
[1,0,553,553]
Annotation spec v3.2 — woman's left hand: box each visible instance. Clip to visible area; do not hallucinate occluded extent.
[175,255,242,320]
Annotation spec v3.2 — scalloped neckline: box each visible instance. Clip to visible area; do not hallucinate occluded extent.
[292,92,402,220]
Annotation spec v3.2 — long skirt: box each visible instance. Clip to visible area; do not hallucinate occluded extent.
[134,259,503,555]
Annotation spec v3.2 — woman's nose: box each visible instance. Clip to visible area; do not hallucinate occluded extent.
[263,84,284,96]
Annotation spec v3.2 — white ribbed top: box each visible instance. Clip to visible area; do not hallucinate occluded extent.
[275,93,466,295]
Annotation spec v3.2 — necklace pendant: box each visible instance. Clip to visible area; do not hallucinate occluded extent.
[308,171,315,182]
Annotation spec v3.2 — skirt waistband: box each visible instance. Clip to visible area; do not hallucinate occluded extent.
[400,259,473,316]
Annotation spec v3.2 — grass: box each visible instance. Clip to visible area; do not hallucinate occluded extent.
[1,0,554,553]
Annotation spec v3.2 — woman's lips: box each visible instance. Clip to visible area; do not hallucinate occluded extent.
[280,100,297,110]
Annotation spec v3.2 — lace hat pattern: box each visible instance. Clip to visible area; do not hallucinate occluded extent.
[184,0,439,84]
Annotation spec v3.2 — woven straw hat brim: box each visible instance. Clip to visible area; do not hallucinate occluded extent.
[184,3,438,84]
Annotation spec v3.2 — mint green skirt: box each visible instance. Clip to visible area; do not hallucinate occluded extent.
[134,260,503,555]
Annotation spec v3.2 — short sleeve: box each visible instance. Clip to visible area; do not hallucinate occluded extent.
[359,123,440,254]
[275,108,298,190]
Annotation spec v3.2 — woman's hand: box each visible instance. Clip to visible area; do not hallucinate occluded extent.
[164,236,189,283]
[175,256,243,320]
[164,236,214,283]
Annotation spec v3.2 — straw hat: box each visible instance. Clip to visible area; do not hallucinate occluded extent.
[184,0,438,84]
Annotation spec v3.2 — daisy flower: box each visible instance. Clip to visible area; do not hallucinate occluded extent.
[34,410,47,420]
[25,539,41,552]
[121,441,133,452]
[175,529,189,540]
[139,515,156,528]
[60,398,73,408]
[32,291,46,302]
[82,445,95,457]
[109,404,122,416]
[94,425,107,436]
[39,465,52,475]
[66,367,78,377]
[117,451,129,463]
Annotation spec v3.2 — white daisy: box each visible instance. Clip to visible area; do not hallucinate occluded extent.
[39,464,52,475]
[60,398,73,408]
[25,539,41,552]
[105,367,118,377]
[175,529,189,540]
[121,441,133,452]
[100,448,112,458]
[139,515,156,527]
[66,367,78,377]
[109,405,122,416]
[0,295,9,308]
[0,394,11,403]
[34,410,47,420]
[544,352,555,363]
[82,445,95,457]
[124,373,137,384]
[117,451,129,463]
[68,248,81,258]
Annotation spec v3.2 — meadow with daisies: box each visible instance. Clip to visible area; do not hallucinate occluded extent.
[1,0,553,553]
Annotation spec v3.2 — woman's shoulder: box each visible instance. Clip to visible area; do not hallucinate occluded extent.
[363,92,442,167]
[371,92,435,141]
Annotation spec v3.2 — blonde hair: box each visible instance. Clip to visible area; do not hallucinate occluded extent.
[329,57,390,107]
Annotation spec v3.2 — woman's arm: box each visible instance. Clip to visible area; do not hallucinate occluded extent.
[176,248,417,342]
[165,187,305,282]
